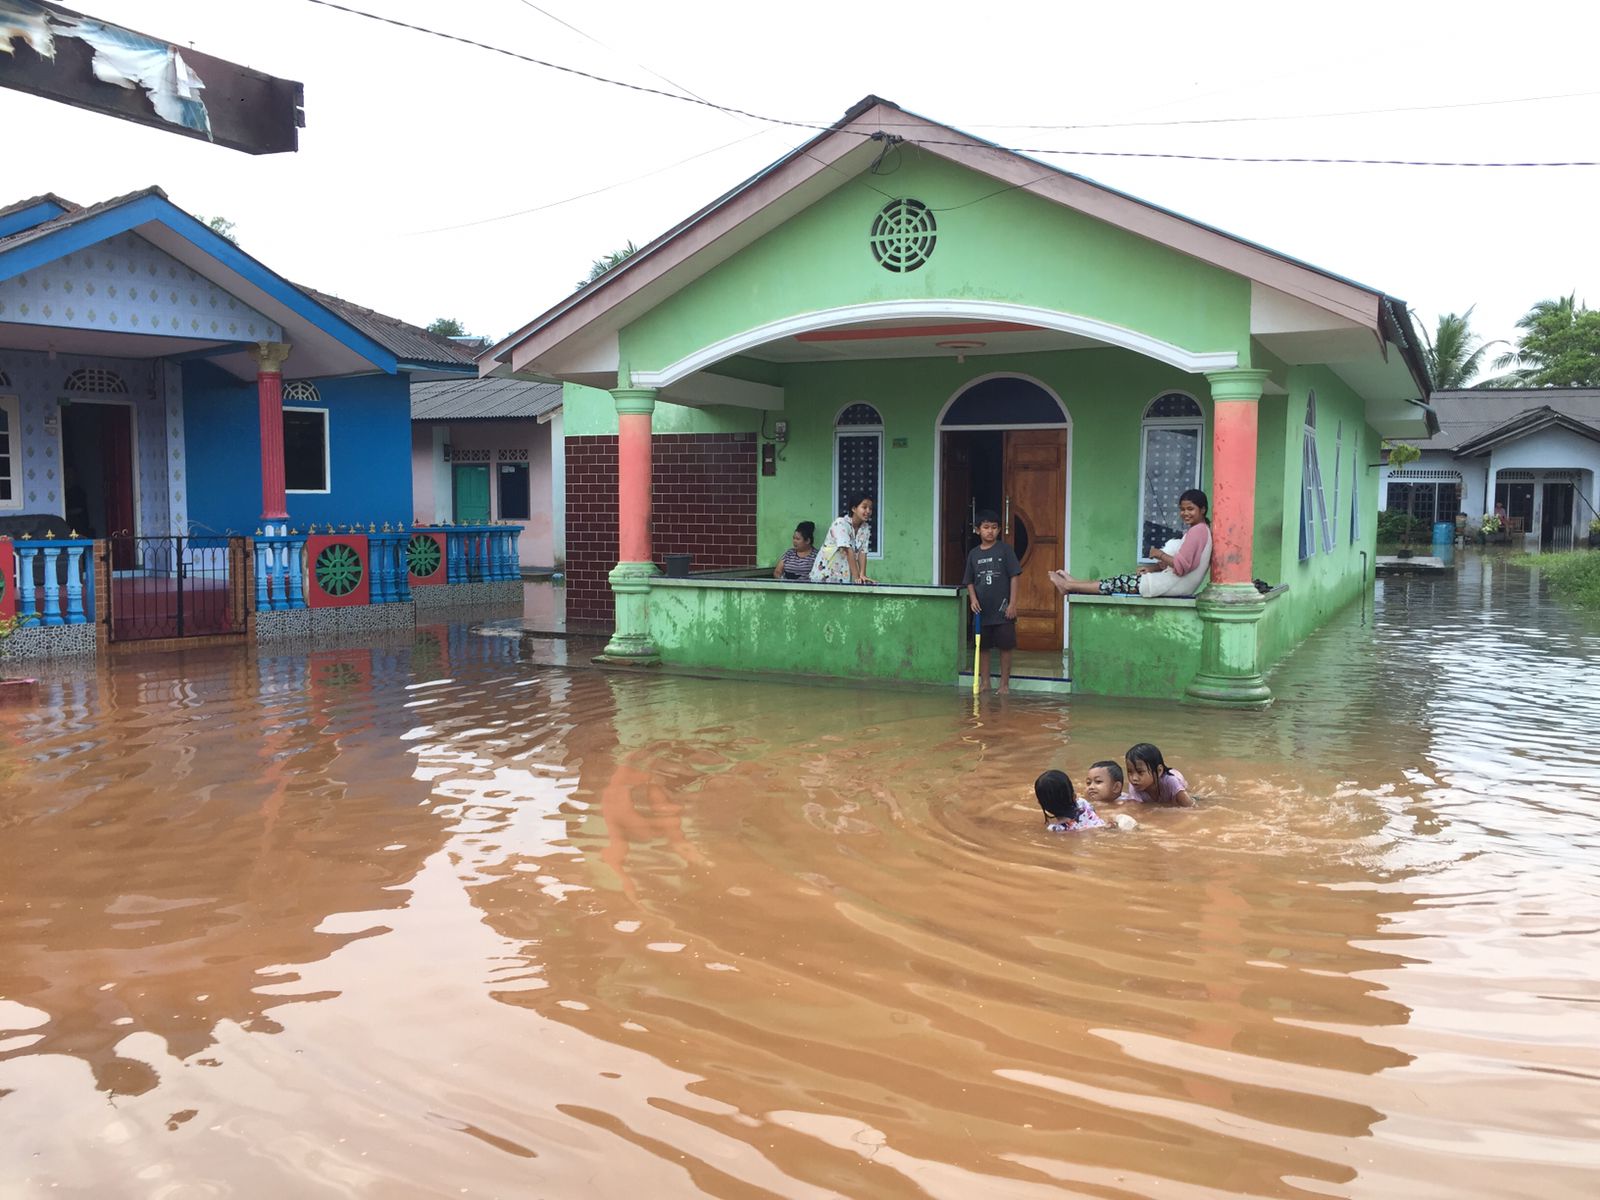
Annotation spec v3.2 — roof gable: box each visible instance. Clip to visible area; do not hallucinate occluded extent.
[490,95,1424,401]
[1453,404,1600,456]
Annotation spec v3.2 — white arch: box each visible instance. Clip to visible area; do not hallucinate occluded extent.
[628,299,1239,388]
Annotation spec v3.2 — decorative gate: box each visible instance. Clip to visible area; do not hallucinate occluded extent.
[105,535,248,641]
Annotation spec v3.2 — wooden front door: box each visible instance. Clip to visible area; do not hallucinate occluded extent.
[1003,429,1066,652]
[938,431,974,585]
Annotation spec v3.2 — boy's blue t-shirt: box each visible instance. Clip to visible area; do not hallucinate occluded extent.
[961,541,1022,625]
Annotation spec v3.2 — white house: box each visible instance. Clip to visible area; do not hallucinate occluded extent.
[1380,388,1600,550]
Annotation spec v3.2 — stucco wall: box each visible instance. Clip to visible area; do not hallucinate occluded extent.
[411,418,555,567]
[184,361,413,534]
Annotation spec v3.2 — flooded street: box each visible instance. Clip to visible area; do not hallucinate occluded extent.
[3,553,1599,1199]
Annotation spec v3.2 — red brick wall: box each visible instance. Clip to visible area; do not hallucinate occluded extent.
[565,432,758,628]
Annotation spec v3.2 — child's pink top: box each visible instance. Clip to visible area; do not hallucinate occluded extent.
[1130,768,1188,805]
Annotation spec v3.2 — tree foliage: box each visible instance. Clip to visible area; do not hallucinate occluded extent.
[1418,308,1496,391]
[201,215,238,244]
[578,241,639,289]
[427,317,466,337]
[1487,294,1600,387]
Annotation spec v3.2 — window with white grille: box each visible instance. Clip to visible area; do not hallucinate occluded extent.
[834,403,883,555]
[63,367,128,393]
[1138,392,1204,559]
[0,395,19,508]
[283,380,321,404]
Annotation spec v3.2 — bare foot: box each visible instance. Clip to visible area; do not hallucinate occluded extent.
[1047,569,1072,596]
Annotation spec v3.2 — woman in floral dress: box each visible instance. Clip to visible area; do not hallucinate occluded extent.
[810,494,875,584]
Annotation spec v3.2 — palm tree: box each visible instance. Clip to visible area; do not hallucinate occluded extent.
[1418,308,1498,391]
[1484,293,1581,386]
[577,241,639,290]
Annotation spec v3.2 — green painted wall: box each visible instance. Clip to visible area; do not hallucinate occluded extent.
[646,579,962,684]
[1067,599,1204,697]
[617,150,1251,380]
[1266,366,1380,647]
[752,348,1216,584]
[561,381,758,438]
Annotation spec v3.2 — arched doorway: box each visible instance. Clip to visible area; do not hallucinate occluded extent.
[936,376,1069,652]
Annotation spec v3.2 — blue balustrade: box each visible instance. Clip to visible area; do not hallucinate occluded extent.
[253,533,309,611]
[8,539,96,627]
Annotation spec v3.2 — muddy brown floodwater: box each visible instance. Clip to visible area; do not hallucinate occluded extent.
[3,552,1599,1199]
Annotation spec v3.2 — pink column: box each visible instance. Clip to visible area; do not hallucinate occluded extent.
[1205,369,1270,584]
[252,342,292,523]
[612,389,657,563]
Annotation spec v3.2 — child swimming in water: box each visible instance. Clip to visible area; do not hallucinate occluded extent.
[1124,743,1194,807]
[1034,769,1107,832]
[1081,760,1131,806]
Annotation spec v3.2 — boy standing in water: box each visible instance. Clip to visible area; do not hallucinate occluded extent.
[962,510,1021,694]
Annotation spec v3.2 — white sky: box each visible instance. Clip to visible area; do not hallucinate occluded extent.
[7,0,1600,374]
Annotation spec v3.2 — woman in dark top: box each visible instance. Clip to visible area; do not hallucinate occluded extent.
[774,521,817,580]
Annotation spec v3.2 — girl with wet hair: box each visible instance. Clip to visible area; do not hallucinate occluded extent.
[1034,769,1107,832]
[1123,743,1195,807]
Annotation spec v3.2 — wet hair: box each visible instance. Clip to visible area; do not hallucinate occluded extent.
[1125,743,1171,781]
[795,520,816,544]
[1090,759,1125,786]
[1034,770,1081,821]
[1179,489,1209,521]
[975,509,1000,526]
[845,492,874,516]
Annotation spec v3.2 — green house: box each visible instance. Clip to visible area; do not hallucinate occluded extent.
[485,97,1434,705]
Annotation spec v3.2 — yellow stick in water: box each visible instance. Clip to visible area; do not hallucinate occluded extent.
[971,615,982,696]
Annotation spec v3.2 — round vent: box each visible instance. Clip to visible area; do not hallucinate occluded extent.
[869,199,936,273]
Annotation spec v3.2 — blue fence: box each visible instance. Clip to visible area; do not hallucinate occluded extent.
[8,539,96,626]
[252,525,521,612]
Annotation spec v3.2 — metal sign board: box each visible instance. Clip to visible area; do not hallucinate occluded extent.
[0,1,304,154]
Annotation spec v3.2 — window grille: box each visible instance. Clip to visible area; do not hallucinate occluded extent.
[834,404,883,555]
[1498,469,1534,480]
[497,447,529,462]
[452,447,490,463]
[63,366,127,393]
[1138,392,1203,558]
[1385,468,1463,481]
[1300,392,1331,558]
[282,380,321,404]
[0,395,16,505]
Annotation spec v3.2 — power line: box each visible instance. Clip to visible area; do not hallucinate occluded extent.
[413,129,771,233]
[298,0,1600,168]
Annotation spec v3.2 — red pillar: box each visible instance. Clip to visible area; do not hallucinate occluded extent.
[1205,369,1270,584]
[253,342,292,524]
[613,389,657,563]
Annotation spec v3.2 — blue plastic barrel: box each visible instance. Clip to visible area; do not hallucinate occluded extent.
[1432,521,1454,544]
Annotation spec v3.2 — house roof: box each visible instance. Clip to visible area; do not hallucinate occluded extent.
[304,288,478,371]
[411,376,562,421]
[486,94,1432,429]
[0,186,474,379]
[1424,388,1600,454]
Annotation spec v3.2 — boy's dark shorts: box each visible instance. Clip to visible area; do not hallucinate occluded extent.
[979,620,1017,651]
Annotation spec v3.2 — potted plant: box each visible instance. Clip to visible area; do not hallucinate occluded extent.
[1589,516,1600,548]
[1383,442,1423,558]
[1480,512,1503,545]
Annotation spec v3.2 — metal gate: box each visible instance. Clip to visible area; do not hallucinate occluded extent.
[106,536,248,641]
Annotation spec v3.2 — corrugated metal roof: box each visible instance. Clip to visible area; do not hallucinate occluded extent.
[1426,389,1600,452]
[411,377,563,421]
[303,287,479,369]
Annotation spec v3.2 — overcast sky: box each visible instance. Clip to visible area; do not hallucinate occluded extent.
[7,0,1600,374]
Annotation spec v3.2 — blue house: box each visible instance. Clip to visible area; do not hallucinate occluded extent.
[0,187,475,546]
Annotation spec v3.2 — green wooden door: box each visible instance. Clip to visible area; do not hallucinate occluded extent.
[452,464,491,524]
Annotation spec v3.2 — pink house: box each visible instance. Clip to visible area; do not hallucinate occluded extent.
[410,377,563,570]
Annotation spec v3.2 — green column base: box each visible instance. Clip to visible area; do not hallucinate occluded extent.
[1185,583,1272,708]
[598,561,661,664]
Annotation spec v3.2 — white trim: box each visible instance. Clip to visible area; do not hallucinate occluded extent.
[0,394,20,510]
[629,300,1239,388]
[283,404,331,495]
[1134,390,1205,562]
[930,374,1073,649]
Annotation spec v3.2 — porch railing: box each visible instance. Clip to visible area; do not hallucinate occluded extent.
[7,539,97,626]
[253,525,521,611]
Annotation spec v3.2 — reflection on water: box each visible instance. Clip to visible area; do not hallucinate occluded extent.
[3,556,1599,1197]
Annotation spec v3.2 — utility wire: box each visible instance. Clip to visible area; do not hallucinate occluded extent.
[298,0,1600,167]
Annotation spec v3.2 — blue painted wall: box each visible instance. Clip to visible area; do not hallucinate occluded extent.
[183,361,414,533]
